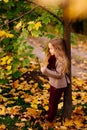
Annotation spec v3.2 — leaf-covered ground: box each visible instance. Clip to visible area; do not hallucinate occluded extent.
[0,57,87,130]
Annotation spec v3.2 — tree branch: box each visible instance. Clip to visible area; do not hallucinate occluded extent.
[0,5,39,29]
[27,0,63,24]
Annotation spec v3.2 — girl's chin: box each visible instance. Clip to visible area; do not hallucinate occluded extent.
[51,54,54,56]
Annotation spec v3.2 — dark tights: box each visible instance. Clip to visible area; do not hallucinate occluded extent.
[47,86,66,122]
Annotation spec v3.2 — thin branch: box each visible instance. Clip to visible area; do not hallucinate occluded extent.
[0,5,39,29]
[0,0,63,29]
[27,0,63,24]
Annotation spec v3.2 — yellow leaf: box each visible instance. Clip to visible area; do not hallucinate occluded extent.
[28,21,34,24]
[15,122,25,127]
[1,56,10,65]
[31,103,38,109]
[26,108,38,117]
[28,128,33,130]
[35,21,42,30]
[5,101,15,106]
[7,58,13,64]
[1,61,6,65]
[32,98,38,103]
[6,65,11,70]
[72,95,76,101]
[5,33,14,38]
[0,124,6,129]
[4,0,9,3]
[0,105,6,115]
[13,80,19,88]
[0,30,6,37]
[74,120,84,127]
[44,105,48,111]
[15,21,22,29]
[6,106,21,115]
[64,118,73,127]
[73,106,84,115]
[1,57,6,62]
[43,83,50,89]
[73,116,84,127]
[5,56,9,60]
[39,76,46,82]
[34,83,38,88]
[0,95,7,102]
[58,102,63,109]
[0,30,13,38]
[6,70,12,75]
[60,126,67,130]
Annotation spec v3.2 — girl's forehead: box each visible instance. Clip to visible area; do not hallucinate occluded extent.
[48,42,52,46]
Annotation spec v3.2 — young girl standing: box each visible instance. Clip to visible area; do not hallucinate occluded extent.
[41,38,70,122]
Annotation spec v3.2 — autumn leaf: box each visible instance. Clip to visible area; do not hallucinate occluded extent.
[39,76,48,83]
[6,65,11,70]
[1,57,7,65]
[73,116,84,128]
[35,21,42,30]
[73,106,85,115]
[59,126,67,130]
[0,30,6,37]
[64,118,73,127]
[1,60,6,65]
[26,108,39,118]
[15,21,22,29]
[5,33,14,38]
[15,122,25,128]
[0,95,8,103]
[0,30,14,38]
[5,56,9,60]
[13,80,19,88]
[0,105,6,115]
[7,57,13,64]
[6,106,21,115]
[28,21,35,31]
[0,124,6,130]
[3,0,9,3]
[43,105,48,111]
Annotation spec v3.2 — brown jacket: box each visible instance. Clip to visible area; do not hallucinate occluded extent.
[42,58,70,89]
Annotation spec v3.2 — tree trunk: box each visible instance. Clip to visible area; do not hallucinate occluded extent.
[62,19,72,120]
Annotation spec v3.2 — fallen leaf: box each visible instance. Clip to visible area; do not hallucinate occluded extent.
[13,80,19,88]
[0,124,6,130]
[64,118,73,127]
[0,105,6,115]
[15,122,25,127]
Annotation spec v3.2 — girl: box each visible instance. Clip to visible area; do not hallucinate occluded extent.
[41,38,70,122]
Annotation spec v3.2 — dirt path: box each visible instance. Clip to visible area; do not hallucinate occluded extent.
[27,37,87,80]
[71,46,87,80]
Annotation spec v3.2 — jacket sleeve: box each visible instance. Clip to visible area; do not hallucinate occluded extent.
[42,62,64,79]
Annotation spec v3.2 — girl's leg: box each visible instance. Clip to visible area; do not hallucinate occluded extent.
[47,86,65,122]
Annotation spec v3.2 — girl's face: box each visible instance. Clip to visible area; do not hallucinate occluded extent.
[48,43,55,55]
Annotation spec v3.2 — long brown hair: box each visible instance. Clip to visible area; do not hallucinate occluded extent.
[44,38,69,74]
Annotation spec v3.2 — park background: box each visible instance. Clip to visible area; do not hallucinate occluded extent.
[0,0,87,129]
